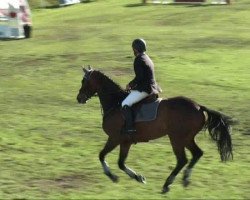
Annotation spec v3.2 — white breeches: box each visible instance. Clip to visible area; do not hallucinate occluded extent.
[122,90,149,107]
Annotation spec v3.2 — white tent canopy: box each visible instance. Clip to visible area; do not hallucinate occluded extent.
[59,0,81,7]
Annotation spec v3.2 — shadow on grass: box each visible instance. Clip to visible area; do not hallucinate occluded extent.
[0,38,27,42]
[186,3,230,7]
[125,2,229,8]
[43,5,60,9]
[81,0,97,3]
[124,3,148,7]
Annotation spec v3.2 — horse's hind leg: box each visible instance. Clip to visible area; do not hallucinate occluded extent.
[118,141,146,184]
[99,137,119,182]
[162,137,188,193]
[182,139,203,187]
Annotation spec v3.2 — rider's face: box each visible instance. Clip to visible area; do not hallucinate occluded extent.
[133,48,139,57]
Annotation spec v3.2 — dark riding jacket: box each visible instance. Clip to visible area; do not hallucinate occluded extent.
[129,53,160,95]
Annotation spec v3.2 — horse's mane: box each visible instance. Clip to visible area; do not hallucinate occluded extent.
[93,70,128,110]
[93,70,125,94]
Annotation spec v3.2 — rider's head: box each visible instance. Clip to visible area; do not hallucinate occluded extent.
[132,39,146,55]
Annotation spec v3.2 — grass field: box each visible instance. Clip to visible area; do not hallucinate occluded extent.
[0,0,250,199]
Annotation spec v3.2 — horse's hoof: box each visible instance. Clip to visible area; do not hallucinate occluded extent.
[136,174,146,184]
[161,186,170,194]
[183,179,190,187]
[110,174,119,183]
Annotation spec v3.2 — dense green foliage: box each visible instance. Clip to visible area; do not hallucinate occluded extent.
[0,0,249,199]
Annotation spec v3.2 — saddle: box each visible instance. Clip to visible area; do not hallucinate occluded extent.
[137,94,159,104]
[131,94,162,122]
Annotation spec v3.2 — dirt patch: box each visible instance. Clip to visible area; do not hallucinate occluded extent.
[29,173,95,192]
[54,174,89,189]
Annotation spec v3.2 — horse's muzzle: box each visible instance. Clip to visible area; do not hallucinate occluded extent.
[77,94,87,104]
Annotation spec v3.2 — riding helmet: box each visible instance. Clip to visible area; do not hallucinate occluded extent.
[132,38,146,53]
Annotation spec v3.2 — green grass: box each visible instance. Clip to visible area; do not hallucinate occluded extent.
[0,0,250,199]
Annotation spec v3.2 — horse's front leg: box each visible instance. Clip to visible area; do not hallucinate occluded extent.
[118,141,146,184]
[99,137,119,182]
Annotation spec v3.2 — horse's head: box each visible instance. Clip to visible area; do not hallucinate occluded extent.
[77,66,99,104]
[77,66,128,112]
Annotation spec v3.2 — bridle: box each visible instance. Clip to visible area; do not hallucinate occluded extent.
[81,69,94,101]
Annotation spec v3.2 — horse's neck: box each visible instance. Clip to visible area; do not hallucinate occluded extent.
[97,77,127,115]
[97,91,121,115]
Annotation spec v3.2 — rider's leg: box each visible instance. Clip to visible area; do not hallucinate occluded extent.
[121,105,135,134]
[122,90,149,107]
[121,90,149,134]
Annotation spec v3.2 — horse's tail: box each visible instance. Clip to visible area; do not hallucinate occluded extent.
[200,106,233,162]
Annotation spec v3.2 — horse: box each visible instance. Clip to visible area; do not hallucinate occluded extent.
[76,66,233,193]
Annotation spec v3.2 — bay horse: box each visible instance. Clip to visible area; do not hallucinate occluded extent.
[76,66,233,193]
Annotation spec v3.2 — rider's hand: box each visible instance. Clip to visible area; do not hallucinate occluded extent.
[126,84,131,90]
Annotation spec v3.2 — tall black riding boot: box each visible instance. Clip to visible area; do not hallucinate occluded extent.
[121,105,136,134]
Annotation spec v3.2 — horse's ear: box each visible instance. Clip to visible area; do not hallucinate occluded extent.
[82,66,88,73]
[87,65,92,71]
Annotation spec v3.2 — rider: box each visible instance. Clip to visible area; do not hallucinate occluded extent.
[121,38,161,134]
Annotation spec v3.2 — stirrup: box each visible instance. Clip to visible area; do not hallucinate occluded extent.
[121,127,136,134]
[126,128,136,134]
